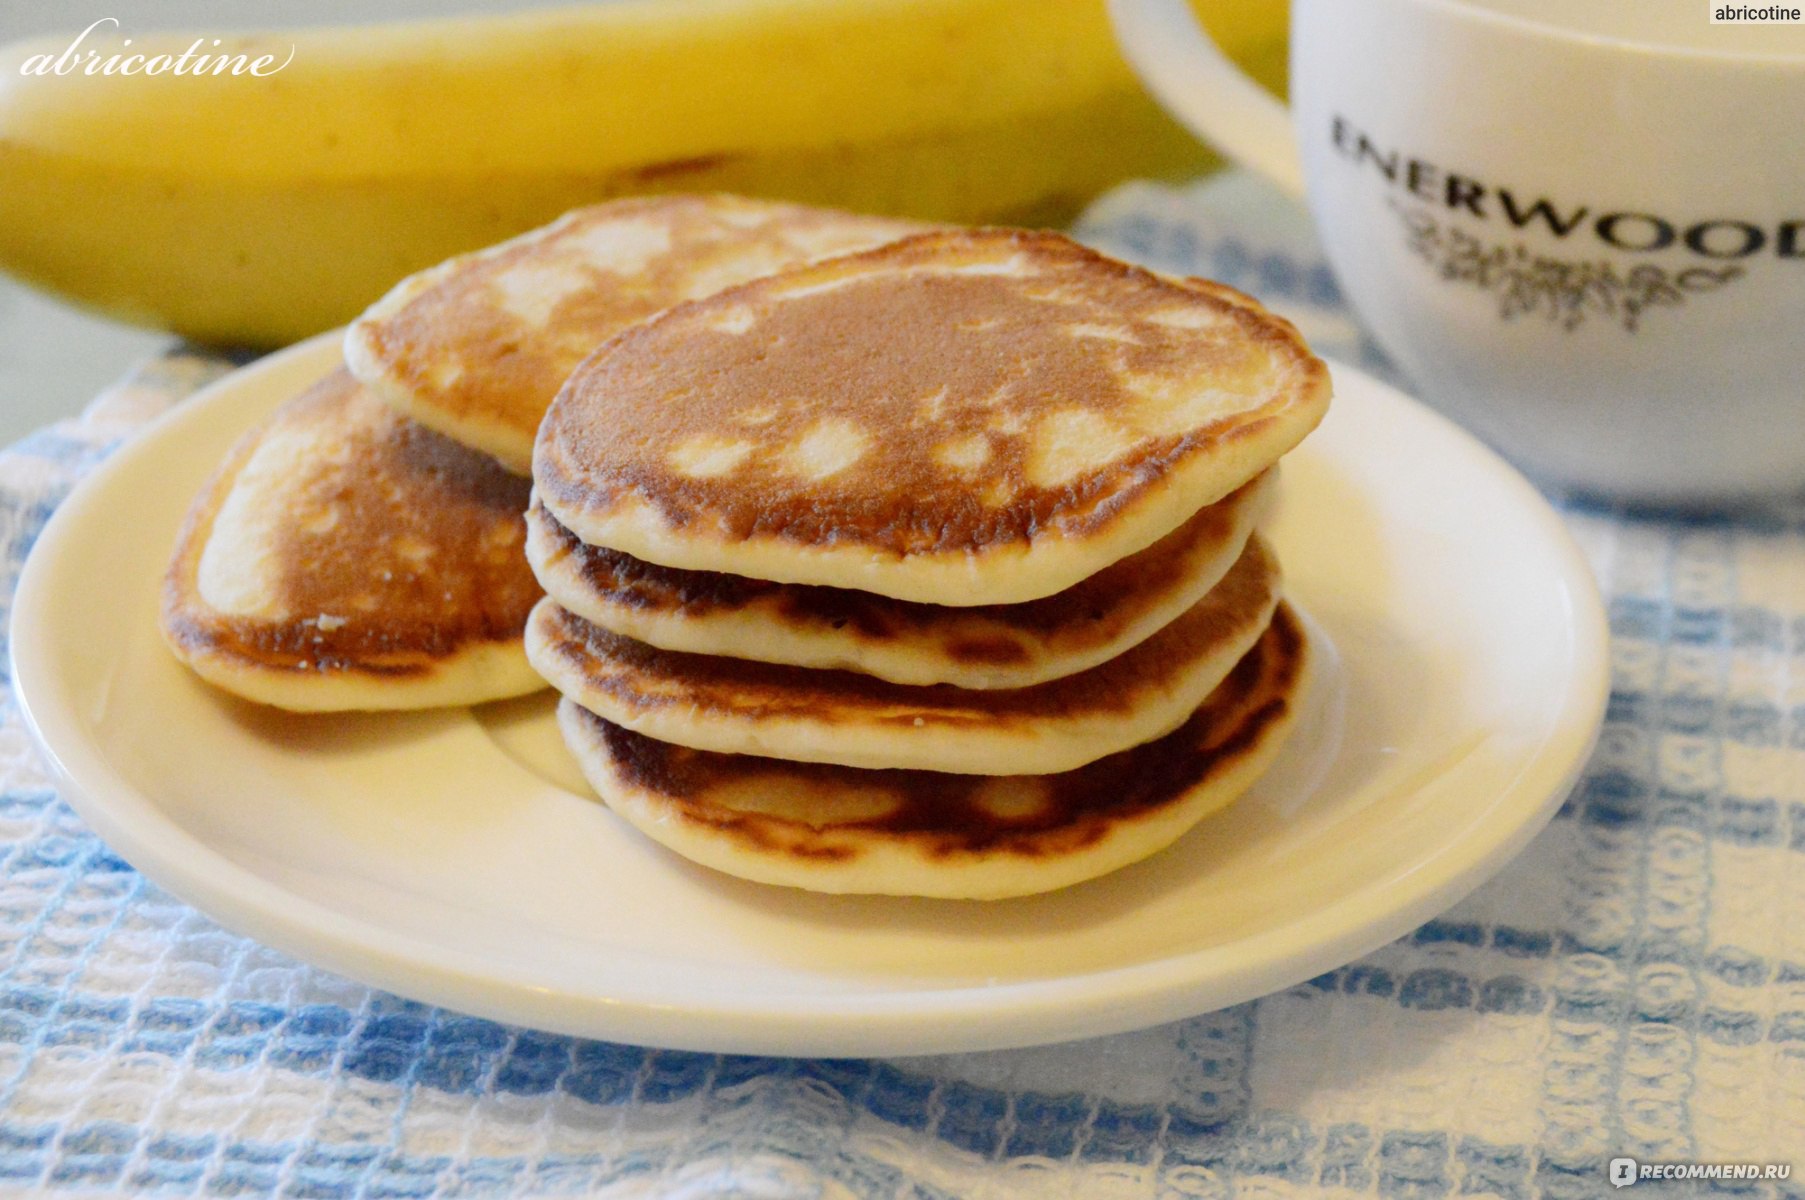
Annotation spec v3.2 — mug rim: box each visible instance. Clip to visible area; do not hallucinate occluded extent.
[1403,0,1805,64]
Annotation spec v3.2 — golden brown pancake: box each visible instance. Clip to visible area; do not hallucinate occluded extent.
[162,369,545,711]
[526,469,1275,689]
[535,228,1330,605]
[557,603,1310,898]
[345,195,929,473]
[527,535,1282,775]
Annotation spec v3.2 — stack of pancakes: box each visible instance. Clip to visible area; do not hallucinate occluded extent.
[159,195,1330,900]
[161,196,923,711]
[525,227,1330,898]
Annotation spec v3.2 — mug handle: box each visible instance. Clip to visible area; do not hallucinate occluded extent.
[1106,0,1305,198]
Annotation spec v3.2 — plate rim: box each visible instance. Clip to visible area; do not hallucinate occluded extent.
[8,332,1610,1056]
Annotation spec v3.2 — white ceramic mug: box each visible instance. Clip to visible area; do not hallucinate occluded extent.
[1109,0,1805,502]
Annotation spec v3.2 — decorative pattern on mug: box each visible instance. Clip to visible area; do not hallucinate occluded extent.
[1390,201,1746,332]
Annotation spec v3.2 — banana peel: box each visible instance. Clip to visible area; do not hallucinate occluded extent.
[0,0,1286,347]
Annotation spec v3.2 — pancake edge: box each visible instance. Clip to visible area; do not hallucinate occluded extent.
[525,470,1276,689]
[554,604,1312,899]
[522,536,1283,776]
[539,424,1309,606]
[165,631,546,713]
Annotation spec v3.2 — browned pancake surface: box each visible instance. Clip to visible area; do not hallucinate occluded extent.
[568,603,1304,862]
[538,228,1326,560]
[351,196,926,467]
[163,370,540,677]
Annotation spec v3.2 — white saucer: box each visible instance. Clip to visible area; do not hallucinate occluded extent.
[10,333,1608,1057]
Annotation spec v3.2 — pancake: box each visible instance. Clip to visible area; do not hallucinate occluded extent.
[556,602,1309,899]
[162,369,545,711]
[345,195,928,473]
[535,228,1329,606]
[527,534,1282,775]
[526,469,1275,689]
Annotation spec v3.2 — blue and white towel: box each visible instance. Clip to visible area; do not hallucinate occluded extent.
[0,174,1798,1198]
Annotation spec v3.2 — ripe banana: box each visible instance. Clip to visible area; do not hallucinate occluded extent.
[0,0,1286,347]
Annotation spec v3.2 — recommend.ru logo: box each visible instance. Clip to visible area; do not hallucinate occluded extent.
[1608,1156,1793,1186]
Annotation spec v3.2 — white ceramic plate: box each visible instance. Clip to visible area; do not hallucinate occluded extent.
[10,333,1608,1057]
